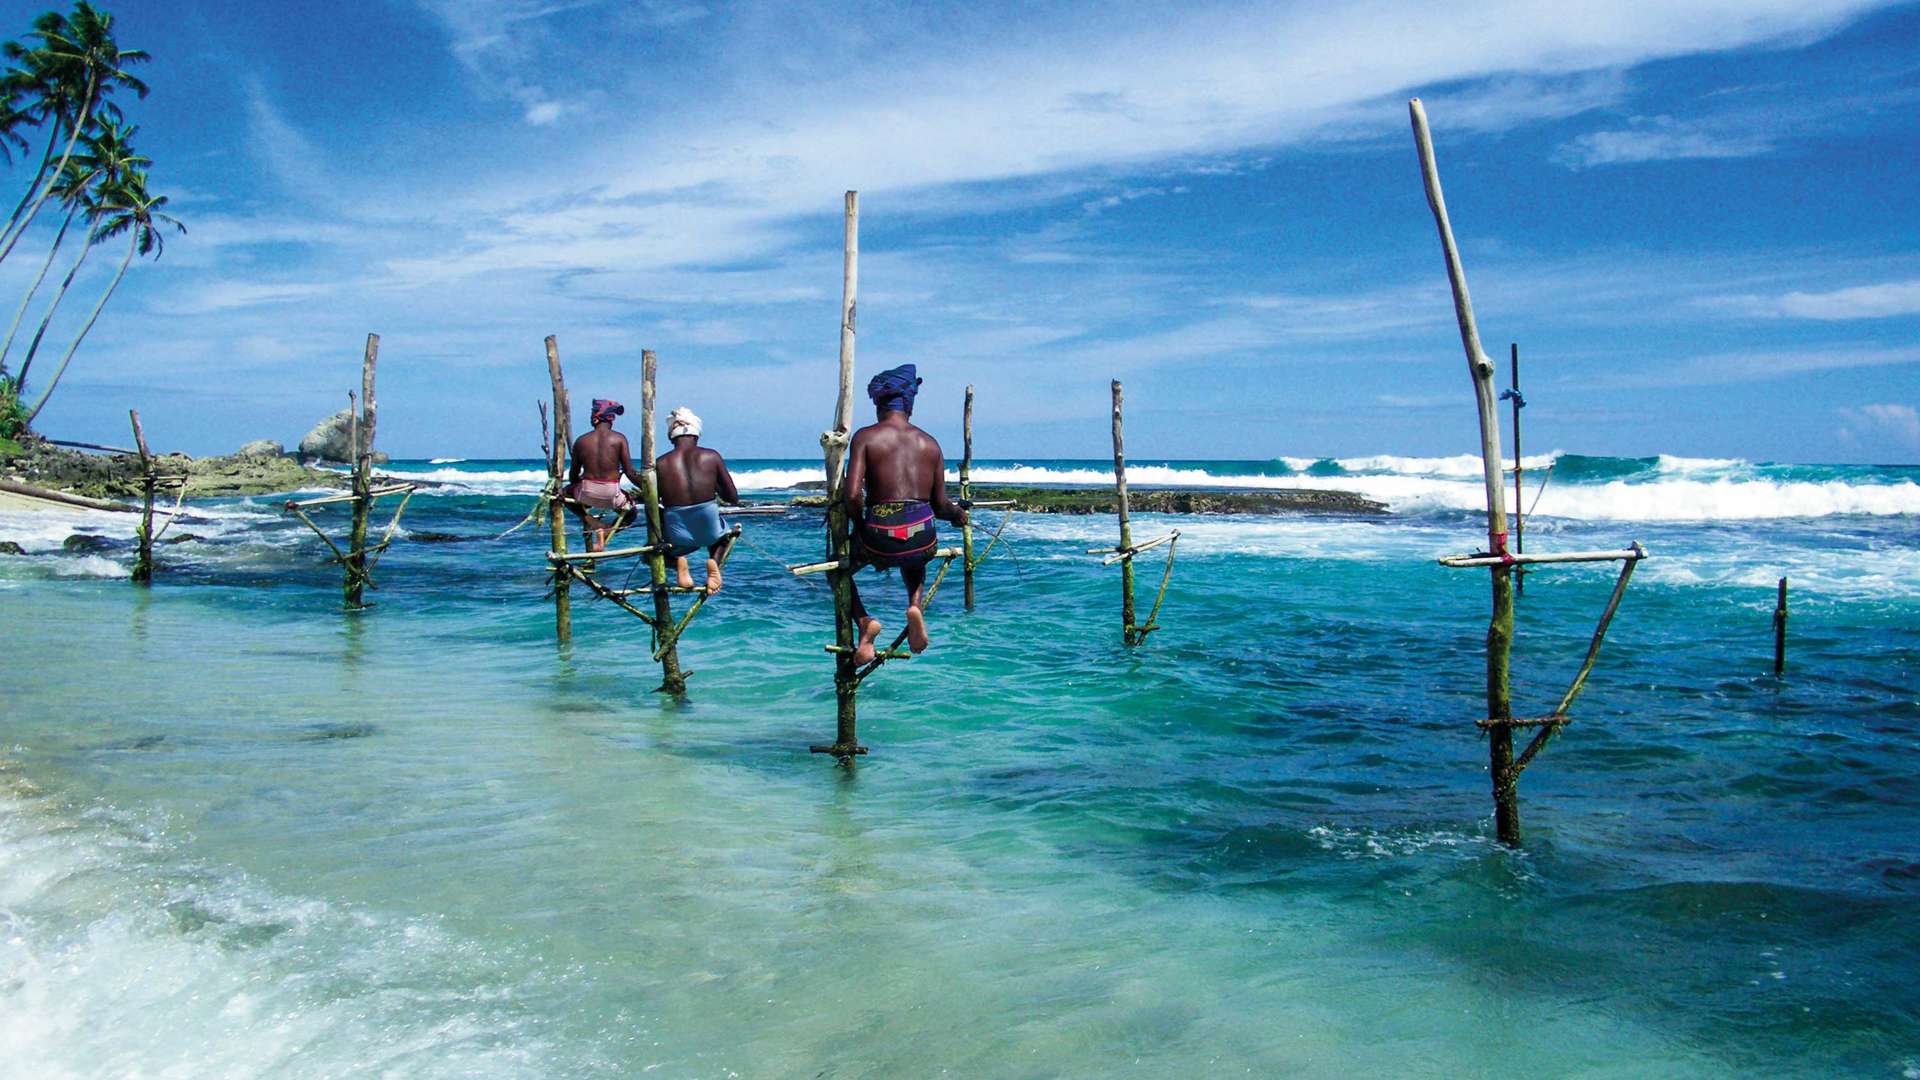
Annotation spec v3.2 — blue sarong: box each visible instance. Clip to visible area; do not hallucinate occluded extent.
[662,499,727,557]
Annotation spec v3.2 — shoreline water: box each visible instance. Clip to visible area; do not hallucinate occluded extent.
[1,448,1916,1075]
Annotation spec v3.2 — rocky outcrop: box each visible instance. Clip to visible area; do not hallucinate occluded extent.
[793,484,1389,516]
[235,439,283,458]
[1,434,348,499]
[0,540,25,555]
[298,409,355,464]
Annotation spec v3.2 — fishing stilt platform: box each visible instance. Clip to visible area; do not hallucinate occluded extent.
[1411,98,1653,845]
[1086,379,1177,645]
[127,408,187,584]
[282,333,417,610]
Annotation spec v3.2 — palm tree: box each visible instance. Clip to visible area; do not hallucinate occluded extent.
[24,169,180,423]
[0,3,147,265]
[4,118,140,379]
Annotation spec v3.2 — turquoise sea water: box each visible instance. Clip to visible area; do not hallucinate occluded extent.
[2,453,1917,1076]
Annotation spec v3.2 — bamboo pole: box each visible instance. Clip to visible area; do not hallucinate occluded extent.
[962,383,975,611]
[814,190,865,759]
[345,333,380,610]
[1439,547,1645,568]
[129,408,153,584]
[1111,379,1140,645]
[545,335,573,642]
[1410,98,1519,845]
[1773,577,1788,676]
[640,349,687,694]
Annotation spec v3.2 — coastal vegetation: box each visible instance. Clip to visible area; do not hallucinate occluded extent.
[0,1,180,436]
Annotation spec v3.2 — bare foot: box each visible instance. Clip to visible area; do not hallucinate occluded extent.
[589,527,608,553]
[905,605,928,654]
[852,617,883,665]
[704,557,723,594]
[676,556,695,589]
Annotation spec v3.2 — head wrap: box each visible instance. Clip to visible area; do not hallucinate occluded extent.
[590,399,624,426]
[668,406,702,440]
[866,364,922,413]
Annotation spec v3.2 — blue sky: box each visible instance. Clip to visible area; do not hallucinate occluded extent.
[4,0,1917,462]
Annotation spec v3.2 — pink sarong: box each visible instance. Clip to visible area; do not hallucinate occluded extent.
[572,478,633,511]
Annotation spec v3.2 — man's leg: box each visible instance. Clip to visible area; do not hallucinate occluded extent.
[702,539,725,594]
[848,569,883,665]
[902,558,930,654]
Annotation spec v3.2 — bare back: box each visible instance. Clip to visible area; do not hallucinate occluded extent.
[570,427,637,484]
[846,413,965,524]
[656,440,737,507]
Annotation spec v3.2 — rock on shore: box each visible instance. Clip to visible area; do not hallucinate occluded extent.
[0,434,349,499]
[794,484,1387,516]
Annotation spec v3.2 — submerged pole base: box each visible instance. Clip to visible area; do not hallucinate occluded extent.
[655,672,691,695]
[809,742,869,759]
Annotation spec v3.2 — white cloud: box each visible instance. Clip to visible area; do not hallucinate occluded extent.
[1554,115,1773,167]
[1837,403,1920,449]
[1774,279,1920,320]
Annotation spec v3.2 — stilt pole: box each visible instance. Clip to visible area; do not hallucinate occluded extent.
[1510,342,1525,596]
[1410,99,1520,845]
[345,333,379,610]
[545,335,573,642]
[813,190,866,759]
[1773,577,1788,676]
[1112,379,1141,645]
[962,383,976,611]
[640,349,687,694]
[129,408,153,584]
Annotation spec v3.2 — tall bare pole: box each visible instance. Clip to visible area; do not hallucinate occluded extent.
[1510,342,1525,596]
[961,384,976,611]
[1410,99,1520,844]
[545,335,572,642]
[1112,379,1140,645]
[129,408,153,584]
[346,333,379,610]
[815,190,865,758]
[641,349,687,694]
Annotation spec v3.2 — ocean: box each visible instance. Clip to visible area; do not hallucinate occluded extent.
[1,452,1916,1076]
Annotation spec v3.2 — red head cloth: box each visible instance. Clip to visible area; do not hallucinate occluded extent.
[591,399,624,425]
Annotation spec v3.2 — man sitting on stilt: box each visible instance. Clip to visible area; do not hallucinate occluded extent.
[565,398,643,552]
[656,406,738,594]
[844,364,968,663]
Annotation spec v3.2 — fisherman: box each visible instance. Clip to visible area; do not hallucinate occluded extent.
[655,406,738,594]
[843,363,968,664]
[565,398,645,552]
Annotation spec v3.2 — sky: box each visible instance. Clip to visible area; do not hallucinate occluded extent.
[1,0,1916,462]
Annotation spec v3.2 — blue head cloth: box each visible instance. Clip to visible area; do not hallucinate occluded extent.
[867,364,922,413]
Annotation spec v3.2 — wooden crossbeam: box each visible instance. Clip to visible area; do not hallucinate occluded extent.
[1094,530,1178,566]
[1477,715,1568,729]
[790,546,964,577]
[286,483,415,510]
[1438,542,1647,569]
[547,542,666,563]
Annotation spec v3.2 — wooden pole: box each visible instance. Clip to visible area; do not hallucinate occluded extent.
[640,349,687,694]
[1410,99,1520,845]
[1511,342,1525,597]
[129,408,153,584]
[345,333,379,610]
[962,383,975,611]
[545,335,573,642]
[1773,577,1788,676]
[1112,379,1140,645]
[814,190,865,759]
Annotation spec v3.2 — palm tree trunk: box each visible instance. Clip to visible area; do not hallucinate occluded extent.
[0,76,94,265]
[15,229,91,389]
[1,204,76,374]
[2,133,60,243]
[24,223,126,423]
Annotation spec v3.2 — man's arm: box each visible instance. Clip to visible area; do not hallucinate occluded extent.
[926,438,967,526]
[712,452,739,504]
[618,435,647,488]
[843,429,867,522]
[566,435,582,487]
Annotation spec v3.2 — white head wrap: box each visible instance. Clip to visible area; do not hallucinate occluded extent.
[667,406,702,440]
